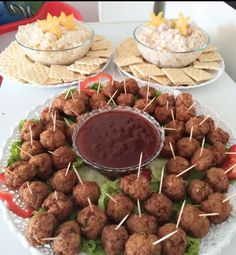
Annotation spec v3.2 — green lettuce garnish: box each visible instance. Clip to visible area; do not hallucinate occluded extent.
[73,157,84,169]
[149,157,168,181]
[19,118,39,131]
[65,87,77,99]
[185,236,200,255]
[7,140,23,166]
[90,82,103,93]
[82,240,105,255]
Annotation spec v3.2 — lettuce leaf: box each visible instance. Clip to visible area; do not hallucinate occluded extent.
[19,118,39,131]
[81,240,105,255]
[185,236,200,255]
[7,140,23,166]
[73,157,84,169]
[149,157,168,181]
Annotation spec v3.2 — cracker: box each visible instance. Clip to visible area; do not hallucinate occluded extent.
[162,68,195,85]
[122,66,132,73]
[182,66,214,82]
[93,34,105,42]
[133,63,164,77]
[116,46,132,57]
[193,60,220,70]
[151,75,173,86]
[50,65,75,80]
[91,39,112,51]
[114,56,143,67]
[119,38,141,57]
[45,77,63,85]
[67,63,100,75]
[203,44,218,52]
[198,51,223,62]
[75,57,107,66]
[87,49,113,58]
[3,41,25,60]
[63,73,86,82]
[129,65,145,79]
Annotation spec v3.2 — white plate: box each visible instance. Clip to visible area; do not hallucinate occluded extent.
[0,85,236,255]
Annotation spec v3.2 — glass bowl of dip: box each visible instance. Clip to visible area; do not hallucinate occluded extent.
[73,106,164,178]
[15,22,94,66]
[133,23,210,68]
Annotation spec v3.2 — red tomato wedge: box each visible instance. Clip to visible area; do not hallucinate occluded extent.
[223,159,236,179]
[80,72,112,96]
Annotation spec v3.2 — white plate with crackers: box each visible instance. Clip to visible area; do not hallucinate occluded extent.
[114,38,225,90]
[0,35,114,88]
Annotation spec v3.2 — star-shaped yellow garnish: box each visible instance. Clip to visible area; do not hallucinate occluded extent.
[149,11,165,27]
[59,12,76,30]
[174,13,190,36]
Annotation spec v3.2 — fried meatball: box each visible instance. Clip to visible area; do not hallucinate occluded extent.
[166,156,190,176]
[158,223,187,255]
[207,127,229,145]
[176,137,200,159]
[77,205,107,240]
[20,119,44,141]
[101,225,129,255]
[125,233,161,255]
[134,98,155,114]
[156,93,175,107]
[160,136,176,158]
[144,193,173,223]
[63,99,86,116]
[126,214,157,235]
[162,175,185,201]
[154,106,175,125]
[187,180,213,204]
[19,181,49,209]
[179,204,209,238]
[51,146,76,169]
[53,220,81,255]
[29,153,53,180]
[40,108,60,125]
[206,167,229,193]
[211,142,227,166]
[66,123,76,144]
[175,93,193,107]
[103,82,119,99]
[117,93,135,106]
[26,212,58,246]
[73,91,89,105]
[20,140,44,161]
[165,120,185,141]
[89,93,107,110]
[52,94,67,112]
[191,148,214,171]
[119,78,139,95]
[44,120,67,135]
[139,86,156,99]
[120,174,151,201]
[106,193,134,223]
[43,191,74,222]
[176,104,196,122]
[50,168,77,194]
[185,117,210,140]
[4,161,37,189]
[40,128,66,151]
[200,193,232,224]
[73,181,100,207]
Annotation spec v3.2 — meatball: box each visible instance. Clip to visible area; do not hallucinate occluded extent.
[51,146,76,169]
[134,98,155,114]
[52,93,67,112]
[89,93,107,110]
[139,86,156,99]
[119,78,139,95]
[158,223,187,255]
[166,156,190,176]
[206,167,229,193]
[66,123,76,144]
[207,127,229,145]
[63,99,86,116]
[160,136,176,158]
[191,148,214,171]
[162,175,185,201]
[144,193,173,223]
[29,153,53,180]
[20,140,44,161]
[102,82,119,99]
[4,161,37,189]
[179,204,209,238]
[165,120,185,141]
[176,104,196,122]
[77,205,107,240]
[26,212,58,246]
[176,137,200,159]
[125,233,161,255]
[211,142,227,166]
[43,191,74,222]
[53,220,81,255]
[187,180,213,204]
[156,93,175,107]
[200,193,232,224]
[20,119,44,141]
[120,174,151,201]
[73,91,89,105]
[106,193,134,223]
[175,93,193,107]
[117,93,135,106]
[154,106,175,125]
[126,214,157,235]
[40,128,66,151]
[40,107,60,125]
[185,117,210,140]
[19,181,49,209]
[50,168,77,194]
[44,120,67,135]
[101,225,129,255]
[73,181,100,207]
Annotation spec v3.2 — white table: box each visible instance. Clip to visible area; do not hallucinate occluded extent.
[0,21,236,255]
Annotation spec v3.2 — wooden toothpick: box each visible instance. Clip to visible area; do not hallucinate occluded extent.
[224,163,236,174]
[153,230,178,245]
[169,141,176,159]
[105,193,117,203]
[176,164,197,178]
[199,213,220,217]
[115,214,130,230]
[187,102,196,112]
[200,137,205,157]
[176,200,186,228]
[87,197,94,212]
[65,162,71,176]
[142,97,156,112]
[189,126,194,142]
[29,125,33,146]
[26,181,33,195]
[137,152,143,179]
[146,78,150,102]
[72,165,83,185]
[16,145,32,158]
[223,192,236,203]
[199,116,209,126]
[137,199,141,218]
[107,90,118,105]
[159,166,165,194]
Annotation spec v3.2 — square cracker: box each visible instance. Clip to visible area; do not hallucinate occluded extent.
[193,60,220,70]
[133,63,164,77]
[63,73,86,82]
[114,56,143,67]
[182,66,214,82]
[75,57,107,66]
[129,65,145,79]
[203,44,218,52]
[67,63,100,75]
[93,34,105,42]
[162,68,195,85]
[45,77,63,85]
[50,65,75,80]
[151,75,173,86]
[87,49,113,58]
[91,39,112,51]
[198,51,222,62]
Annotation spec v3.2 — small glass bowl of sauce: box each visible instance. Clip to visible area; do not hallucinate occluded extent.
[73,106,164,177]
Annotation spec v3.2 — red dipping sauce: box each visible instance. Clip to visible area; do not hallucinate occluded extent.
[73,108,163,172]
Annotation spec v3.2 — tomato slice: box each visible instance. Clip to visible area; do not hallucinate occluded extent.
[80,72,112,96]
[223,159,236,179]
[228,144,236,161]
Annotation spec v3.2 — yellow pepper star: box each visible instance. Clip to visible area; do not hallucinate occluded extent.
[149,11,165,27]
[174,13,190,36]
[59,12,76,31]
